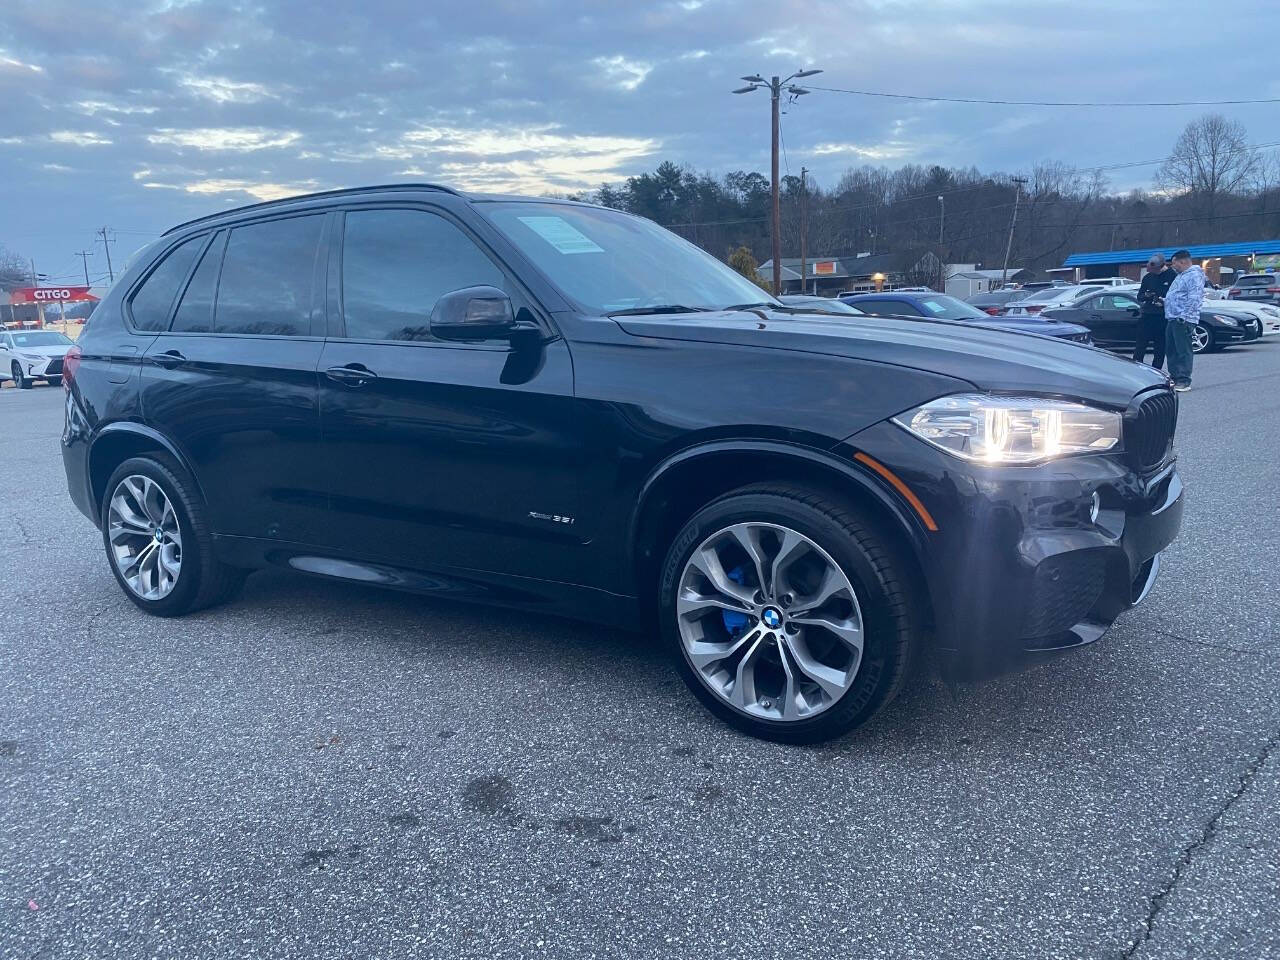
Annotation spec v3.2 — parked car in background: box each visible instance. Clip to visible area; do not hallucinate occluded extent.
[1077,277,1133,288]
[60,183,1184,744]
[1,329,75,388]
[1226,273,1280,305]
[1002,284,1104,316]
[840,291,1093,342]
[777,295,864,315]
[965,288,1033,316]
[1041,289,1256,354]
[1198,298,1280,338]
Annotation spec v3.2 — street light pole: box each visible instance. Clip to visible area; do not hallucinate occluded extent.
[770,76,781,295]
[800,167,809,295]
[733,67,822,296]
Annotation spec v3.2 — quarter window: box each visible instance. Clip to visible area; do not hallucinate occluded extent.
[340,208,507,342]
[129,235,204,331]
[214,215,324,336]
[171,233,225,333]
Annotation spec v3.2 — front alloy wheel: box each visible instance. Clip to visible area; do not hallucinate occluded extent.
[1191,324,1213,354]
[659,483,920,744]
[108,474,183,600]
[676,522,863,722]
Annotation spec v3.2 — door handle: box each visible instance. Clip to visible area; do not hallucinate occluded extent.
[150,350,187,369]
[325,364,378,386]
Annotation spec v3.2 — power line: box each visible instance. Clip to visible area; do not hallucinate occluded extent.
[807,85,1280,108]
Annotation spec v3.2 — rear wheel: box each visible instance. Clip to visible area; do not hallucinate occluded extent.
[659,483,920,744]
[101,455,247,616]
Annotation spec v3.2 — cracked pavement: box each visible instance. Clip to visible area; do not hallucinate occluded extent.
[2,344,1279,960]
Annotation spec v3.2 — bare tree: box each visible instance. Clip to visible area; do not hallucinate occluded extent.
[1157,113,1259,222]
[0,245,32,292]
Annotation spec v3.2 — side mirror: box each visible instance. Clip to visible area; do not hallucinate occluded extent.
[430,285,516,341]
[1126,305,1139,316]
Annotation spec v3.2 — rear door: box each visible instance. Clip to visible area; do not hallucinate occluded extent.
[315,204,583,583]
[138,213,329,546]
[1088,293,1142,348]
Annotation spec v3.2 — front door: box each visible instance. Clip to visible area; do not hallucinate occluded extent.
[138,213,329,546]
[317,206,584,584]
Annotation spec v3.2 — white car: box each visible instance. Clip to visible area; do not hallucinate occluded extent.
[1005,283,1105,316]
[1209,299,1280,337]
[1,329,76,388]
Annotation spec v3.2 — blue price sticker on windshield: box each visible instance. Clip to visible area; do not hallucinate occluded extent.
[517,216,604,255]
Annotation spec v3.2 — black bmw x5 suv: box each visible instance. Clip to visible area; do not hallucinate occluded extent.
[62,184,1183,743]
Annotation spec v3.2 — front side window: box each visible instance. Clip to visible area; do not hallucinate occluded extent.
[483,201,777,315]
[214,215,324,336]
[340,208,507,342]
[129,235,205,331]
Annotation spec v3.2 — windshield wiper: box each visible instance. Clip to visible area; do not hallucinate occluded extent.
[606,304,711,317]
[721,302,782,312]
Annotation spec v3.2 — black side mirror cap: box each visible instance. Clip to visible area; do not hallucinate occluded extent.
[430,285,516,341]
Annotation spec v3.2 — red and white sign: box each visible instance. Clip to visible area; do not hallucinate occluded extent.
[9,286,98,304]
[812,260,838,276]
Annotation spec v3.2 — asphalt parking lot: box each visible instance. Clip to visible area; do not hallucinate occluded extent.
[2,345,1278,960]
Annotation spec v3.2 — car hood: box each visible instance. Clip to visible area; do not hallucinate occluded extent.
[967,316,1091,337]
[612,309,1166,408]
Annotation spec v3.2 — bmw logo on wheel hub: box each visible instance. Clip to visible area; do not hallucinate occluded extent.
[761,607,783,629]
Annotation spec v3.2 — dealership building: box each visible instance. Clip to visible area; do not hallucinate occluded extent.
[1056,239,1280,285]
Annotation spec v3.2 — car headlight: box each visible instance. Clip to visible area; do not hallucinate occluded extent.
[18,353,43,362]
[892,394,1123,464]
[1211,314,1239,326]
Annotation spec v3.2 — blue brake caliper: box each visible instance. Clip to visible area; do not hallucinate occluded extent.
[722,565,750,637]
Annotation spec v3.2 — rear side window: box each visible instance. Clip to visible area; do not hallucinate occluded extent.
[1237,275,1274,287]
[129,235,204,331]
[214,215,324,336]
[171,233,225,333]
[340,208,507,342]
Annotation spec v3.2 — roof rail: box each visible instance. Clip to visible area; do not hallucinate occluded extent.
[162,183,462,236]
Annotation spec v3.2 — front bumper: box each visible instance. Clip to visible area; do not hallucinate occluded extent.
[12,356,63,378]
[840,420,1184,682]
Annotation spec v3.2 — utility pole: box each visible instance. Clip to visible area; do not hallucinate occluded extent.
[30,258,45,328]
[1001,177,1027,289]
[97,227,115,283]
[733,67,822,296]
[799,167,809,295]
[76,250,92,287]
[937,195,945,292]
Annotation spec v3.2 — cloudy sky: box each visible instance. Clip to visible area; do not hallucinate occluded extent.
[1,0,1273,285]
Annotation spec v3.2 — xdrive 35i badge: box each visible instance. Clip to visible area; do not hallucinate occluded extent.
[528,511,575,525]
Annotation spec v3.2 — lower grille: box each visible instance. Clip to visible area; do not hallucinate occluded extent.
[1125,391,1177,472]
[44,358,63,375]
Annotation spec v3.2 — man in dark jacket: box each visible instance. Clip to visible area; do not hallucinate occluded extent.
[1134,254,1175,367]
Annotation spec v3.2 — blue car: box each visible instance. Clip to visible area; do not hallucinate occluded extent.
[840,292,1093,343]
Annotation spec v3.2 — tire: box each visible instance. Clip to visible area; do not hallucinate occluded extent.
[1191,324,1214,354]
[47,376,62,387]
[12,361,30,389]
[100,454,247,617]
[659,482,921,744]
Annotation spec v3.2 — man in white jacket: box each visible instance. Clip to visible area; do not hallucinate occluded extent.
[1163,249,1204,392]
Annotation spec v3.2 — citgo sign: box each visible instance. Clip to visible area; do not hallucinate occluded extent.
[9,286,98,304]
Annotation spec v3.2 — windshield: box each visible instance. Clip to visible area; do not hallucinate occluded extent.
[482,202,779,315]
[1023,285,1099,305]
[914,295,992,321]
[11,331,74,348]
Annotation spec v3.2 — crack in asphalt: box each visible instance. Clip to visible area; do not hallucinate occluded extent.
[1121,730,1280,959]
[1156,629,1273,657]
